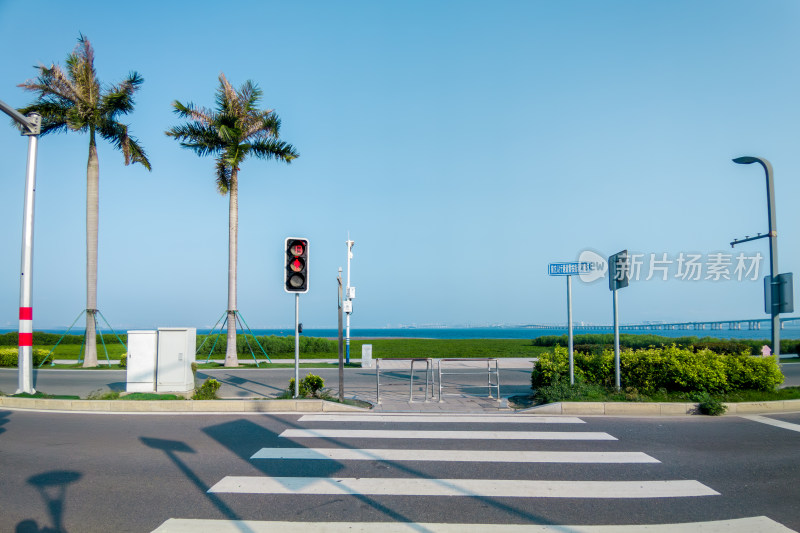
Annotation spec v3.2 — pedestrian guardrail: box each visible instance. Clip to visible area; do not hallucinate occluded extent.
[437,358,500,402]
[375,358,433,404]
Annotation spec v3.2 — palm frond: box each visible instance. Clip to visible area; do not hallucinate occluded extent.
[249,138,299,163]
[215,158,232,194]
[171,100,214,123]
[19,63,80,107]
[16,101,70,136]
[100,71,144,118]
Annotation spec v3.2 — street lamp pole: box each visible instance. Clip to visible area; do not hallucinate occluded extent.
[0,99,41,395]
[732,156,780,360]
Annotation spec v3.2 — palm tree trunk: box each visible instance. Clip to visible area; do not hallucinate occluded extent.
[83,135,99,367]
[224,169,239,367]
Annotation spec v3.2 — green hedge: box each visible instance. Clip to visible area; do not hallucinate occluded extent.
[0,347,48,367]
[531,334,800,355]
[195,334,336,356]
[0,332,127,346]
[531,345,783,393]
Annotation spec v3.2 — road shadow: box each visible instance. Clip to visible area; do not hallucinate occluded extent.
[0,410,10,437]
[140,436,246,525]
[16,470,82,533]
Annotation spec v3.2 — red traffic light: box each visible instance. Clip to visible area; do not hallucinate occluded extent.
[284,238,309,293]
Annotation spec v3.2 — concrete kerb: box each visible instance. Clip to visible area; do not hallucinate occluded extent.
[520,398,800,416]
[0,396,369,413]
[2,395,800,415]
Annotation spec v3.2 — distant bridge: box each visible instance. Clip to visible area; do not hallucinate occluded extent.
[523,316,800,331]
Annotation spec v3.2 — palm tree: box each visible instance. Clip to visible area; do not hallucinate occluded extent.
[166,73,298,367]
[18,35,151,367]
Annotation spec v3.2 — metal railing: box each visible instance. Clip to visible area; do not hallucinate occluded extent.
[437,358,500,402]
[375,358,433,404]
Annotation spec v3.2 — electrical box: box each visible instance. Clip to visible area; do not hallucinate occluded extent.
[156,327,196,392]
[343,301,353,313]
[126,330,157,392]
[361,344,373,368]
[347,287,356,299]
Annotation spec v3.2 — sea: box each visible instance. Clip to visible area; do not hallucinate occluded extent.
[5,326,800,340]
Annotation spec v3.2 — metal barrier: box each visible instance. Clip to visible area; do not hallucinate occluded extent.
[375,358,433,404]
[437,358,500,402]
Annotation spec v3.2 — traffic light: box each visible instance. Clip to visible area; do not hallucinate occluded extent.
[285,238,309,293]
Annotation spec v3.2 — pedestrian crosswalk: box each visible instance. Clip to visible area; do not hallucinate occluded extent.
[151,413,795,533]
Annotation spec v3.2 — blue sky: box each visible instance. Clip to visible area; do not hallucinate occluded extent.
[0,0,798,330]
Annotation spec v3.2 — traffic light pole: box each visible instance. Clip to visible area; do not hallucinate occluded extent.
[294,293,300,398]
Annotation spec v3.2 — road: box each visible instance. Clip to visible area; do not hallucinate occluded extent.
[0,410,798,532]
[2,360,799,401]
[0,363,538,402]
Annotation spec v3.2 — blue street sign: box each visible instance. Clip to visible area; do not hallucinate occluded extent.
[548,262,593,276]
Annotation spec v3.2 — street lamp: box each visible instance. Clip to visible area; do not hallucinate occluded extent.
[731,156,780,360]
[0,99,41,394]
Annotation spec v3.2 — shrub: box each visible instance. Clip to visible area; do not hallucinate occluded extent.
[193,378,221,400]
[287,374,325,398]
[693,392,727,415]
[0,347,48,367]
[532,344,783,394]
[119,354,127,368]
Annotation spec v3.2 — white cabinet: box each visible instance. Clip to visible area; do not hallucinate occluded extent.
[125,327,196,393]
[126,330,157,392]
[156,327,196,392]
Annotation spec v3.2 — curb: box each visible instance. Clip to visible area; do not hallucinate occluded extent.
[0,396,369,413]
[521,398,800,416]
[2,395,800,415]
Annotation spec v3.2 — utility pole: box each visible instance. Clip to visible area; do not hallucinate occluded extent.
[337,267,344,402]
[345,237,355,364]
[0,99,41,395]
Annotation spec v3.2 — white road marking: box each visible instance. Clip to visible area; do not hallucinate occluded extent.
[741,414,800,433]
[279,429,616,440]
[251,447,660,463]
[151,516,796,533]
[208,476,718,498]
[298,414,585,423]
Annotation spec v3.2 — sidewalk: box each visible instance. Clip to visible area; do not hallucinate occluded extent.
[3,358,800,415]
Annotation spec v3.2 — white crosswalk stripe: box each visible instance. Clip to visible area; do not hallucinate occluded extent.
[151,413,795,533]
[298,414,585,424]
[251,447,660,463]
[153,516,796,532]
[209,476,718,498]
[279,428,616,440]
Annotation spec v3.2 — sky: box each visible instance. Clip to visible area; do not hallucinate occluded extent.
[0,0,799,331]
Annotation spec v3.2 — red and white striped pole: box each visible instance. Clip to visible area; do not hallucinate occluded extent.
[16,122,39,394]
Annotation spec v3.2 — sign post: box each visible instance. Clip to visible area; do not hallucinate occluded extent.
[548,261,592,385]
[608,250,630,390]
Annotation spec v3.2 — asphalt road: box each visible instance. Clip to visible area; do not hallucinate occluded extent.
[0,365,538,402]
[1,361,798,400]
[0,410,798,532]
